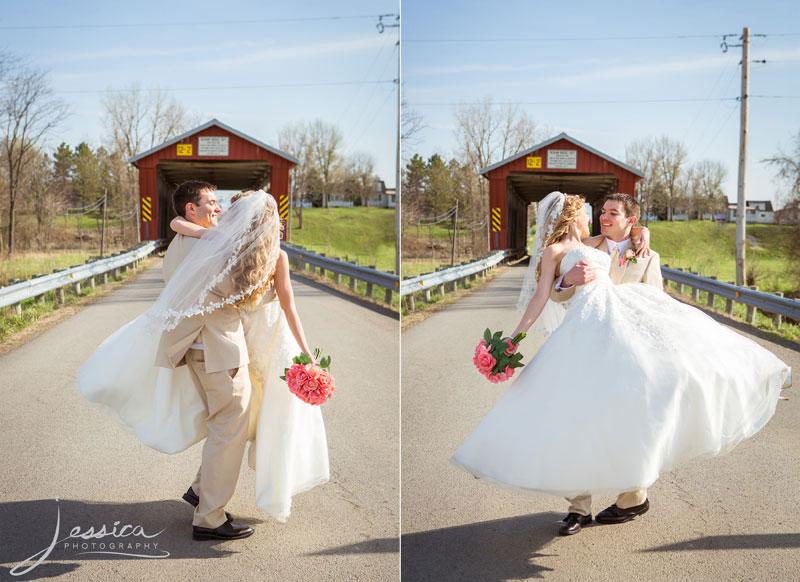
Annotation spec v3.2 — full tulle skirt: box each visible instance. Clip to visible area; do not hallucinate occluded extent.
[451,280,791,498]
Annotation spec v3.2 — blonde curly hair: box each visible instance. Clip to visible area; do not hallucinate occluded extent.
[231,189,282,308]
[536,194,586,281]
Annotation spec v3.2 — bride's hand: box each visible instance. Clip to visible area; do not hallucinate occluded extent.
[630,226,652,258]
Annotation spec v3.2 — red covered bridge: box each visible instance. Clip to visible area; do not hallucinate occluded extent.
[130,119,298,240]
[480,133,644,250]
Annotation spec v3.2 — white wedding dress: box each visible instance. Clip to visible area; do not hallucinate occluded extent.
[451,245,791,497]
[77,289,329,523]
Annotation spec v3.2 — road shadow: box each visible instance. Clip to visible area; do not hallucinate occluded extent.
[400,512,562,582]
[305,536,399,556]
[640,533,800,552]
[0,498,251,580]
[292,272,399,320]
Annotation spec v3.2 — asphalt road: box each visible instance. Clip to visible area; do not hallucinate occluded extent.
[401,262,800,582]
[0,261,399,582]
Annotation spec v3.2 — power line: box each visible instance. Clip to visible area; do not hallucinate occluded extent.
[54,79,395,95]
[404,32,800,43]
[0,15,384,31]
[411,96,800,107]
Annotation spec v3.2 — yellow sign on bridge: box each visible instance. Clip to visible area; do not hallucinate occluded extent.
[141,196,152,222]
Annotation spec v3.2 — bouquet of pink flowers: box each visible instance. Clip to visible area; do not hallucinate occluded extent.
[473,329,526,383]
[280,349,335,405]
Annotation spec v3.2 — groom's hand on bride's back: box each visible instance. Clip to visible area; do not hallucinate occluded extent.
[562,262,596,289]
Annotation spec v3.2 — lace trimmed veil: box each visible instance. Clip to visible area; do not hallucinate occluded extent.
[516,191,568,336]
[145,189,281,333]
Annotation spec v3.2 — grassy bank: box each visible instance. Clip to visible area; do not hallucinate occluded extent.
[0,250,127,287]
[287,207,396,273]
[648,222,796,295]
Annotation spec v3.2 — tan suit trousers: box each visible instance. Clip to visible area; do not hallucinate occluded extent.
[185,348,251,528]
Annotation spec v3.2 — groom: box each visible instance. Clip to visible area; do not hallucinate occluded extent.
[156,180,254,541]
[550,193,663,536]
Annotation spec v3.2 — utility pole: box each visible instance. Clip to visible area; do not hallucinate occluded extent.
[100,189,107,258]
[377,13,400,276]
[450,199,458,266]
[736,27,750,286]
[722,28,751,286]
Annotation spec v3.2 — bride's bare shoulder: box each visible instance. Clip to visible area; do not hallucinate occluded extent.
[543,242,570,263]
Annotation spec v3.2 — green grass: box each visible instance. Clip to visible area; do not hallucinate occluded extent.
[0,251,113,286]
[648,221,796,294]
[287,207,396,273]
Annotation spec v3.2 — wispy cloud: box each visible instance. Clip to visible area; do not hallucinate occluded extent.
[38,41,263,64]
[408,59,604,77]
[199,35,389,69]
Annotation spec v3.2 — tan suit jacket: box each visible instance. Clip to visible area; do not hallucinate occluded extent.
[156,235,249,374]
[550,240,662,302]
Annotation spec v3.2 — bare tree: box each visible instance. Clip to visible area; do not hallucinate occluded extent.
[626,138,663,225]
[764,131,800,204]
[653,135,688,221]
[691,159,728,219]
[342,152,375,206]
[279,121,315,229]
[1,65,68,255]
[102,84,194,244]
[308,119,343,209]
[401,98,425,155]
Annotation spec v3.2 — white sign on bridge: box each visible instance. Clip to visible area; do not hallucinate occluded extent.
[547,149,577,169]
[198,136,230,156]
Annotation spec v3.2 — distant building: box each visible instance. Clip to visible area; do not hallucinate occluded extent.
[728,200,774,224]
[368,180,396,208]
[775,203,800,225]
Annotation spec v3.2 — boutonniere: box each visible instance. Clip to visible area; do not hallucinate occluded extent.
[619,248,638,267]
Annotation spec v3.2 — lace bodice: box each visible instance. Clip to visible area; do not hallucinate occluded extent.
[559,246,611,283]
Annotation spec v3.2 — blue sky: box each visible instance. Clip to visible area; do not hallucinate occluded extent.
[1,0,399,185]
[402,0,800,207]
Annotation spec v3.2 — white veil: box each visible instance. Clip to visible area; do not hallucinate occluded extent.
[145,189,281,332]
[516,191,568,336]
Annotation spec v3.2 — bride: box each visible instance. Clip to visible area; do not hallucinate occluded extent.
[78,188,329,524]
[451,191,791,533]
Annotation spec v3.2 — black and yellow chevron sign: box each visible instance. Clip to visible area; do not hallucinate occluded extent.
[279,194,289,220]
[491,207,501,232]
[141,196,152,222]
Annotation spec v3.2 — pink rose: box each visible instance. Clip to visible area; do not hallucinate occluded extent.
[475,351,495,374]
[317,372,332,389]
[305,363,322,381]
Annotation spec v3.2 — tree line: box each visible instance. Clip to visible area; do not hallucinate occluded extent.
[0,50,380,256]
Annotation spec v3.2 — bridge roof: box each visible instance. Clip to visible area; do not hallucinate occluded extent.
[129,118,299,165]
[479,132,644,178]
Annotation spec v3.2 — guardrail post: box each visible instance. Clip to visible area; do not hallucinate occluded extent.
[349,276,357,292]
[366,282,374,299]
[10,302,21,316]
[34,293,45,304]
[773,292,784,327]
[334,273,342,284]
[706,276,717,307]
[405,294,415,311]
[746,286,758,323]
[437,283,445,297]
[384,288,393,304]
[422,288,431,302]
[111,268,119,280]
[691,283,699,302]
[675,268,684,294]
[72,281,81,296]
[88,276,96,291]
[725,282,734,314]
[449,279,458,292]
[56,287,66,304]
[101,272,109,285]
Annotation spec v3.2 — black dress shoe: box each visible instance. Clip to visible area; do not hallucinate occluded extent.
[558,512,592,536]
[182,487,233,522]
[595,498,650,524]
[192,520,254,541]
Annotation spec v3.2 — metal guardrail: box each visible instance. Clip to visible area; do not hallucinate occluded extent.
[0,241,161,312]
[661,266,800,323]
[400,248,525,308]
[280,242,399,304]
